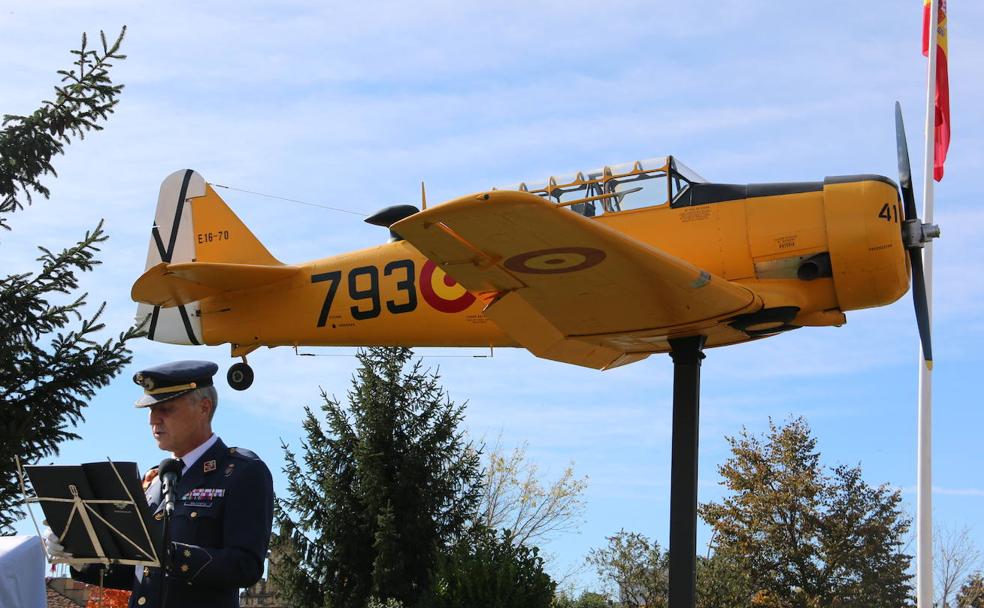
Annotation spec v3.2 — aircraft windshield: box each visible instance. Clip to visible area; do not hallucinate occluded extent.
[492,156,706,217]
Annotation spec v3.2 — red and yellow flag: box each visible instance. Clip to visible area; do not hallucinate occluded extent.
[922,0,950,181]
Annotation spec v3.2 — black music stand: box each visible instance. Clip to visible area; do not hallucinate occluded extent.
[19,459,161,570]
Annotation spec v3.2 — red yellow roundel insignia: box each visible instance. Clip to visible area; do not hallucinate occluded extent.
[503,247,606,274]
[420,260,476,313]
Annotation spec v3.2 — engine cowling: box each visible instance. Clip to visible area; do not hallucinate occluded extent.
[822,175,910,312]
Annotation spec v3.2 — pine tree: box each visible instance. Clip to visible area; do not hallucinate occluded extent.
[699,417,913,607]
[272,347,482,608]
[0,28,139,533]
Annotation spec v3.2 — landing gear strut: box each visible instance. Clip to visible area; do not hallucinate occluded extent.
[227,359,254,391]
[667,335,706,608]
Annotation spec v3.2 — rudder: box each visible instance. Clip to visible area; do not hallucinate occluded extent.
[135,169,281,345]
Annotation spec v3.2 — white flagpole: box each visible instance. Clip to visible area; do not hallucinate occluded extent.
[916,1,939,606]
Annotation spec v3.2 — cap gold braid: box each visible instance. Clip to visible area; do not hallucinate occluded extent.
[144,382,198,395]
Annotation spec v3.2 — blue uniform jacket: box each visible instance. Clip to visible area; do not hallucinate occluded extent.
[73,438,274,608]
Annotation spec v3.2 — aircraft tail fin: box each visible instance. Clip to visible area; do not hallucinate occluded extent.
[135,169,282,345]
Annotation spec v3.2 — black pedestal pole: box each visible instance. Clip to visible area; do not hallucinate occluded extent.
[667,336,706,608]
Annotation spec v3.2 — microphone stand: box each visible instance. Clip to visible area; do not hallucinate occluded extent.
[158,458,182,607]
[160,506,172,607]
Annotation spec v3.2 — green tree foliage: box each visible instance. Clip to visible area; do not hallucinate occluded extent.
[1,29,126,230]
[367,599,405,608]
[0,28,138,533]
[699,417,913,607]
[430,526,555,608]
[570,591,612,608]
[585,530,755,607]
[586,530,668,608]
[695,550,753,607]
[958,572,984,608]
[552,590,613,608]
[272,348,482,608]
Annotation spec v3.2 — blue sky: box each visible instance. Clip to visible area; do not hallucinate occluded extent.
[5,0,983,592]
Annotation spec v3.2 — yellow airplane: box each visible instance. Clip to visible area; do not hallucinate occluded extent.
[131,106,937,390]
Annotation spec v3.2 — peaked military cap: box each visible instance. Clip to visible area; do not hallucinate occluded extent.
[133,360,219,407]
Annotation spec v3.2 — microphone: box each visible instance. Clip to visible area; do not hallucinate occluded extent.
[159,458,183,516]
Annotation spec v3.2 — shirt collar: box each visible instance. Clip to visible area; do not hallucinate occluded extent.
[176,434,219,474]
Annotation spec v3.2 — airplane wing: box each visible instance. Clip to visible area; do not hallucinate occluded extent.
[132,262,301,308]
[393,190,761,369]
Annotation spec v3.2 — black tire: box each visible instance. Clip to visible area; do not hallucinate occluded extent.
[227,362,254,391]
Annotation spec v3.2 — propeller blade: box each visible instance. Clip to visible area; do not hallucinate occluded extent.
[895,102,933,366]
[909,247,933,365]
[895,102,919,222]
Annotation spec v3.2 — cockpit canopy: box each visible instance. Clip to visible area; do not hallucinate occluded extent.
[492,156,706,217]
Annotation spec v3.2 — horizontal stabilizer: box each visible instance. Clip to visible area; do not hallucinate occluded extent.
[135,169,287,344]
[132,262,300,308]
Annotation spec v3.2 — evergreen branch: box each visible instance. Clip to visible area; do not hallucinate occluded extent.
[0,27,126,232]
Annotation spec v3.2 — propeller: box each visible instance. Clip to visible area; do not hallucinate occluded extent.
[894,101,941,367]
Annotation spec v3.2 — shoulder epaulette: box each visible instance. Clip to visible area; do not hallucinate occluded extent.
[228,447,259,460]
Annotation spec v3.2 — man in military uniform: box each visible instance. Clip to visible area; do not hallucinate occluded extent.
[44,360,274,608]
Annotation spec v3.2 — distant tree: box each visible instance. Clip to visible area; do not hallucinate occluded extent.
[695,548,753,607]
[958,572,984,608]
[0,28,138,534]
[271,348,482,608]
[586,531,757,608]
[476,436,587,547]
[430,525,555,608]
[553,590,613,608]
[699,417,913,607]
[586,530,668,608]
[936,525,982,608]
[572,591,613,608]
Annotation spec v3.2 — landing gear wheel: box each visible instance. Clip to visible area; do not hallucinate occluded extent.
[227,362,254,391]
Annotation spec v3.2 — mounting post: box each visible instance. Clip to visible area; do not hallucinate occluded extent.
[667,335,706,608]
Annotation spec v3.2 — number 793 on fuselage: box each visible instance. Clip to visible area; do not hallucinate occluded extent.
[131,155,925,390]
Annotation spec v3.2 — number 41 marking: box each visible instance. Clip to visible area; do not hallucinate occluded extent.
[878,203,900,224]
